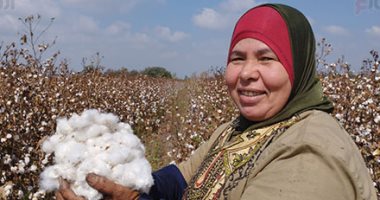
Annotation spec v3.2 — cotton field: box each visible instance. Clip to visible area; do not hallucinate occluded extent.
[0,62,379,199]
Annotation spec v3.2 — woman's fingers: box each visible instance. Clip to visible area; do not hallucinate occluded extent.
[86,173,122,194]
[58,189,86,200]
[86,173,140,200]
[56,178,86,200]
[59,177,70,189]
[56,191,85,200]
[55,191,64,200]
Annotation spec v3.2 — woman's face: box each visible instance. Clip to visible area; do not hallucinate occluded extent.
[225,38,292,121]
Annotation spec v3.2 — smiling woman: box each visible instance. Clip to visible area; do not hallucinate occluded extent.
[225,38,292,122]
[55,3,377,200]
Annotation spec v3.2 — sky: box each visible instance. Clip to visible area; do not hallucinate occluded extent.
[0,0,379,78]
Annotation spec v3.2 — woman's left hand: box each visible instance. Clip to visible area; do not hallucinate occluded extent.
[56,173,140,200]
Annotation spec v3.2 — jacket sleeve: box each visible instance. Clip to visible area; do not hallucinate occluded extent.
[240,111,376,200]
[140,164,187,200]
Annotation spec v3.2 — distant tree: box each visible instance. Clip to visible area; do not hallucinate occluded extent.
[142,66,172,78]
[105,67,129,76]
[119,67,129,74]
[82,52,104,73]
[129,69,140,76]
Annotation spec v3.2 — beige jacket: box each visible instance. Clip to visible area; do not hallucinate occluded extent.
[179,110,377,200]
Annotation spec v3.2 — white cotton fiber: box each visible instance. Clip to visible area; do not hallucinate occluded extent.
[39,166,60,191]
[39,109,154,200]
[55,118,73,135]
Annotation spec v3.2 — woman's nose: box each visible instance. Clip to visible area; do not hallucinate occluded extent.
[239,60,259,81]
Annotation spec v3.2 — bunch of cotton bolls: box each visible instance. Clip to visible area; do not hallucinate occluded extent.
[39,109,154,200]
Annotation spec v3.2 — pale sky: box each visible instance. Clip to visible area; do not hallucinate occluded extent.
[1,0,379,78]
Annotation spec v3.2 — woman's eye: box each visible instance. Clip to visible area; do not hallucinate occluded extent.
[230,57,243,62]
[260,57,274,61]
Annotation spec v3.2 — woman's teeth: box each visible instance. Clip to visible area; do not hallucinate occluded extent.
[241,91,262,97]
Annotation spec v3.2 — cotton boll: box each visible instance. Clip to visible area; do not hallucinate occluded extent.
[40,109,154,200]
[85,125,110,139]
[130,159,153,186]
[89,162,113,178]
[85,137,106,155]
[94,112,119,129]
[41,134,63,154]
[54,140,86,164]
[78,157,112,178]
[131,148,145,162]
[80,109,101,123]
[79,109,118,130]
[118,122,133,133]
[85,138,97,148]
[111,158,153,193]
[74,124,109,142]
[101,146,134,166]
[55,118,72,135]
[53,163,78,182]
[72,182,102,200]
[93,133,113,150]
[39,166,59,191]
[114,131,143,150]
[115,147,144,164]
[68,113,89,130]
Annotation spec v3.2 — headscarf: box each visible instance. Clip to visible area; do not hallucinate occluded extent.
[228,3,334,131]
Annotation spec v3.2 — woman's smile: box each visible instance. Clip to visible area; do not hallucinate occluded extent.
[239,89,265,97]
[238,89,266,104]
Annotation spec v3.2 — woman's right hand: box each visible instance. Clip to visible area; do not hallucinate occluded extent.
[55,178,85,200]
[55,174,140,200]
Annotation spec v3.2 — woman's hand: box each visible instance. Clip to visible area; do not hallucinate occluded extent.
[55,178,85,200]
[55,173,140,200]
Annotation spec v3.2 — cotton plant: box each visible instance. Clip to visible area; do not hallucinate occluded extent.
[39,109,154,200]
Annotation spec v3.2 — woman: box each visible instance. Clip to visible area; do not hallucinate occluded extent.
[56,3,377,200]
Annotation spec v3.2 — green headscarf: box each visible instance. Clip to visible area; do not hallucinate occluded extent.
[235,4,334,131]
